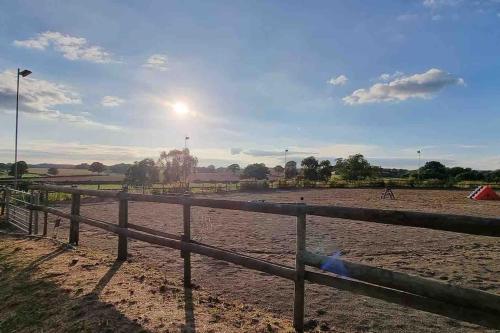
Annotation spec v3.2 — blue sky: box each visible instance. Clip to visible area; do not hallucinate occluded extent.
[0,0,499,169]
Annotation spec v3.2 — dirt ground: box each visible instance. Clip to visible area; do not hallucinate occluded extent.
[19,189,500,332]
[0,234,292,332]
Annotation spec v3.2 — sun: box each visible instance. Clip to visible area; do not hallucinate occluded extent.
[173,102,189,116]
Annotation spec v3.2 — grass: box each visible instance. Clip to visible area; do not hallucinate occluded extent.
[28,168,98,176]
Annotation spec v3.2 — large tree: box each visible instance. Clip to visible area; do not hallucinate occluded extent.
[227,163,241,174]
[242,163,269,180]
[273,165,284,174]
[318,160,334,182]
[419,161,448,180]
[158,148,198,183]
[109,163,132,174]
[334,154,373,180]
[301,156,319,181]
[125,158,159,185]
[88,162,106,174]
[9,161,28,178]
[285,161,298,179]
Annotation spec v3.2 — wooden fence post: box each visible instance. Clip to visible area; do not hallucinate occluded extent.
[182,200,192,287]
[294,204,307,333]
[33,191,40,235]
[69,193,81,245]
[117,187,129,261]
[4,188,10,222]
[42,190,48,236]
[0,188,5,216]
[28,190,34,234]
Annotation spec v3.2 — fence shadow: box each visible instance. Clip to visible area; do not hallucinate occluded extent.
[91,260,124,297]
[183,285,196,332]
[0,248,150,333]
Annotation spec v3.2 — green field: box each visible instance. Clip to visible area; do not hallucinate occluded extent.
[28,168,98,176]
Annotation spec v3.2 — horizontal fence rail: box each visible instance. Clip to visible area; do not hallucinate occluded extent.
[30,184,500,237]
[2,184,498,331]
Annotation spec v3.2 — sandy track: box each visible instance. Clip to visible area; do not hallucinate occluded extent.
[46,188,500,332]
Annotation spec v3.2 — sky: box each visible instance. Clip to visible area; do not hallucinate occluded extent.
[0,0,499,169]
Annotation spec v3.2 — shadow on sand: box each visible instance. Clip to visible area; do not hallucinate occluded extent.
[0,244,150,332]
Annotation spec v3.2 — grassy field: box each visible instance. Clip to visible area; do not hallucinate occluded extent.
[28,168,100,176]
[0,171,40,179]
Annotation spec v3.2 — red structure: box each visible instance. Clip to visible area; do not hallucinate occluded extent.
[468,185,500,200]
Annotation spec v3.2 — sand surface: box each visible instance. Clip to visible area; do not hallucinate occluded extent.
[44,188,500,332]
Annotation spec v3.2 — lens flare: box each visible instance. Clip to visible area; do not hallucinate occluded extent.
[173,102,189,115]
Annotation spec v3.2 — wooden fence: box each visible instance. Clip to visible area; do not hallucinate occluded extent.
[1,184,500,331]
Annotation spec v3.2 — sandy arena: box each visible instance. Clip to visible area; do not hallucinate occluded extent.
[45,188,500,332]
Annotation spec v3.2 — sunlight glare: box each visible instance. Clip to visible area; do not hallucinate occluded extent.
[173,102,190,116]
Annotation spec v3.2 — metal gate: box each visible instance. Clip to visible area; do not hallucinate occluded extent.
[2,188,38,234]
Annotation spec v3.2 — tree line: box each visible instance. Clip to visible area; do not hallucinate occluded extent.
[2,153,499,184]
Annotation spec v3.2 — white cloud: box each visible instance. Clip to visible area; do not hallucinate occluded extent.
[14,31,115,63]
[378,71,405,82]
[0,70,120,130]
[423,0,462,8]
[143,54,168,71]
[101,96,125,107]
[343,68,465,105]
[327,75,348,86]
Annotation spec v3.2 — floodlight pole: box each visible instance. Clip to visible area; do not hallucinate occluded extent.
[284,149,288,179]
[13,68,31,189]
[14,69,20,189]
[417,150,421,184]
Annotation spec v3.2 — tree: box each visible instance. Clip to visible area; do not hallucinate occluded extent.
[109,163,132,174]
[273,165,284,174]
[285,161,298,179]
[206,165,216,172]
[88,162,106,174]
[487,169,500,182]
[0,163,8,171]
[227,163,241,174]
[448,167,465,178]
[242,163,269,180]
[419,161,448,180]
[318,160,334,182]
[9,161,28,178]
[47,167,59,176]
[334,154,373,180]
[454,168,484,182]
[301,156,319,181]
[125,158,159,186]
[158,148,198,183]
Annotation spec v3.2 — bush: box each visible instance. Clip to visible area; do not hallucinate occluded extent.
[328,179,347,188]
[240,180,269,191]
[421,179,447,187]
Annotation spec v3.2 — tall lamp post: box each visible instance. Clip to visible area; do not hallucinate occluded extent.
[417,150,421,185]
[284,149,288,179]
[14,68,32,189]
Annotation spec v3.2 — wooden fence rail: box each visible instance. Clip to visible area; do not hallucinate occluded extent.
[1,184,499,331]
